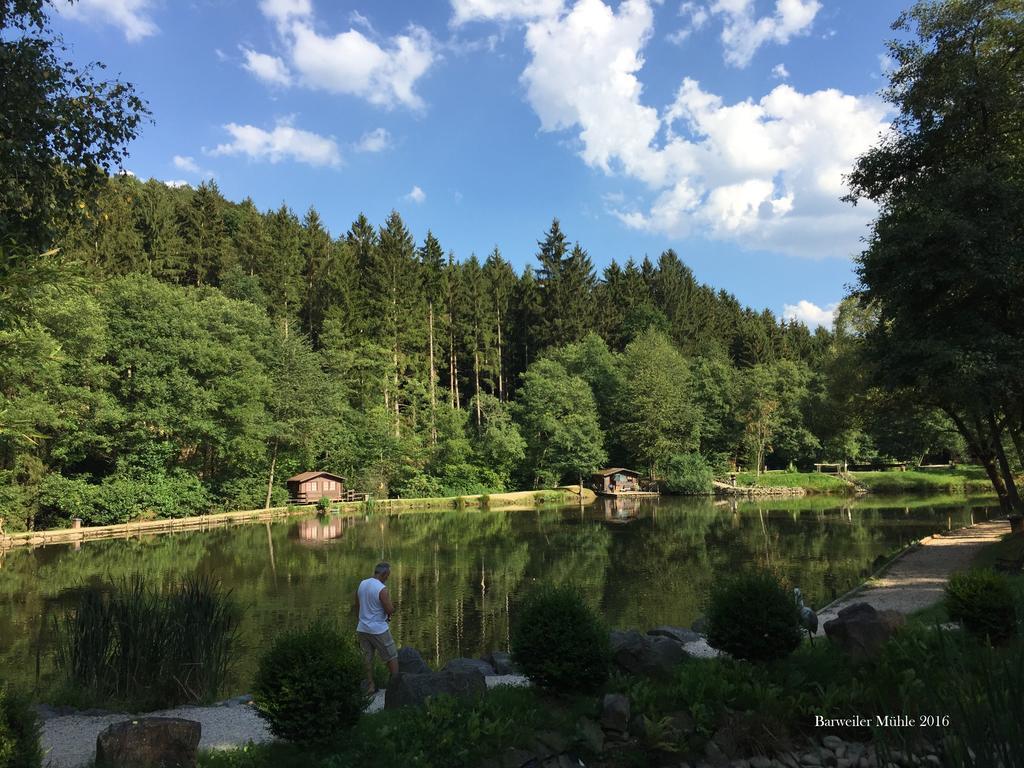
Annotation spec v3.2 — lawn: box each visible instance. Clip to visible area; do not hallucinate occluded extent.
[735,471,852,493]
[851,466,992,494]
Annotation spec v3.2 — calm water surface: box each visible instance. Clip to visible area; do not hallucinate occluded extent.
[0,494,997,694]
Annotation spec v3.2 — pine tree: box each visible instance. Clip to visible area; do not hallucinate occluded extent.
[178,181,229,287]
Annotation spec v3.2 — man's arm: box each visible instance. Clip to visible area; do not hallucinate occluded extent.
[353,590,360,613]
[380,587,395,620]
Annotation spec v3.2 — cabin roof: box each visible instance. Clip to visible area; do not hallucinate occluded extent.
[591,467,640,477]
[285,471,346,483]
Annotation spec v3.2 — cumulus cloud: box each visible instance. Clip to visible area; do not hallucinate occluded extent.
[209,120,341,167]
[242,48,292,86]
[667,1,709,44]
[451,0,564,24]
[163,180,191,188]
[355,128,392,153]
[58,0,158,41]
[245,2,436,109]
[782,299,837,329]
[405,185,427,203]
[711,0,821,67]
[772,62,789,79]
[520,0,888,257]
[172,155,201,174]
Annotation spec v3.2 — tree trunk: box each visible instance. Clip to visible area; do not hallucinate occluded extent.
[988,411,1023,512]
[429,302,437,445]
[947,407,1011,512]
[393,340,400,438]
[496,308,504,401]
[264,438,278,509]
[474,348,482,429]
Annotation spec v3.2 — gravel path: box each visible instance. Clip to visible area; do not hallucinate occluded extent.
[41,676,530,768]
[815,518,1009,632]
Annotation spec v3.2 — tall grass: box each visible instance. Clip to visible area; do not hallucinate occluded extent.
[54,575,240,710]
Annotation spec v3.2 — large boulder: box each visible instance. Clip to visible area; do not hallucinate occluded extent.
[397,646,432,675]
[823,603,905,660]
[443,657,496,676]
[95,717,200,768]
[647,626,701,644]
[600,693,630,734]
[483,650,519,675]
[384,670,487,709]
[609,629,687,676]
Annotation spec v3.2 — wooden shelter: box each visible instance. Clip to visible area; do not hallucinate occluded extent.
[286,471,346,504]
[590,468,646,496]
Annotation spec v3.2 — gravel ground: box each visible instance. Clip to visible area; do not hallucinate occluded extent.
[815,518,1009,632]
[41,676,531,768]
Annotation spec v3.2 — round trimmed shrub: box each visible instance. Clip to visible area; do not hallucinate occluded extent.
[253,621,367,743]
[510,585,610,692]
[946,569,1017,644]
[705,571,802,662]
[0,686,42,768]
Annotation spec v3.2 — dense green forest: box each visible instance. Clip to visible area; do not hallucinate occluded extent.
[0,172,963,531]
[6,0,1024,530]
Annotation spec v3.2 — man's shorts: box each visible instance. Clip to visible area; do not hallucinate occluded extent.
[357,630,398,664]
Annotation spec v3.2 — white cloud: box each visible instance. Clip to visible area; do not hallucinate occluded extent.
[782,299,837,329]
[668,1,709,43]
[405,185,427,203]
[451,0,564,25]
[247,3,437,110]
[520,0,889,258]
[878,53,895,73]
[711,0,821,68]
[354,128,392,153]
[172,155,201,174]
[209,120,342,167]
[163,180,191,188]
[58,0,158,41]
[242,48,292,86]
[772,62,789,79]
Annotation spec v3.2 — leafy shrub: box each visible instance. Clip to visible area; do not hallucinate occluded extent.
[0,687,42,768]
[510,584,610,692]
[316,496,332,514]
[55,575,239,710]
[946,569,1017,644]
[705,571,802,662]
[253,621,368,743]
[662,453,713,495]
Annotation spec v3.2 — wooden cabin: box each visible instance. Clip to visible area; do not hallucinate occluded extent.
[286,471,346,504]
[590,468,642,495]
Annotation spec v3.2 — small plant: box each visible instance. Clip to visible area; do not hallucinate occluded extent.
[253,621,368,744]
[946,569,1017,644]
[316,496,332,514]
[705,571,802,662]
[0,686,42,768]
[510,584,610,692]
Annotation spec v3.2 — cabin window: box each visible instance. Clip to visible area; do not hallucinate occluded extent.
[327,480,334,490]
[310,481,318,492]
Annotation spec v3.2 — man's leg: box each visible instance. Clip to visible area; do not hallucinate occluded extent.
[357,633,376,694]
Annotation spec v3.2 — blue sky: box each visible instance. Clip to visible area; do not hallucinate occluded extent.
[50,0,903,328]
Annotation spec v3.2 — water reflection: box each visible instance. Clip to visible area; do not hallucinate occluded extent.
[0,494,997,695]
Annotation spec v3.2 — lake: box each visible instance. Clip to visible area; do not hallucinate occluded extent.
[0,493,997,696]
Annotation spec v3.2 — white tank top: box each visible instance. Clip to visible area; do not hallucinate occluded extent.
[357,577,389,634]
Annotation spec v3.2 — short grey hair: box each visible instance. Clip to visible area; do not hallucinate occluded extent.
[374,562,391,577]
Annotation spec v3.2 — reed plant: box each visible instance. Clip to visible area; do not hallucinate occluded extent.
[54,575,240,710]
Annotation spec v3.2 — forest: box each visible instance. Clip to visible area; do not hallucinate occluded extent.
[0,173,961,531]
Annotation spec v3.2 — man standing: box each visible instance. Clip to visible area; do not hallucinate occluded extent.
[355,561,398,694]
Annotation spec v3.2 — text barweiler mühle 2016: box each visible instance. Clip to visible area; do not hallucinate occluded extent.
[815,715,951,728]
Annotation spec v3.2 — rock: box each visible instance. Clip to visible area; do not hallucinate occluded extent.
[750,757,773,768]
[823,603,903,660]
[705,739,727,767]
[628,714,646,739]
[609,629,687,676]
[501,747,537,768]
[665,710,696,737]
[443,657,496,676]
[536,731,571,755]
[600,693,630,733]
[485,650,519,675]
[647,626,701,644]
[397,646,432,675]
[95,717,201,768]
[822,737,844,751]
[800,753,823,767]
[576,716,604,754]
[384,670,487,709]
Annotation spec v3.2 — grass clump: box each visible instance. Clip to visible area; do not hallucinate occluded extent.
[705,570,802,662]
[946,569,1018,644]
[511,584,610,692]
[851,466,991,494]
[252,621,367,744]
[54,575,239,711]
[735,471,850,493]
[0,687,42,768]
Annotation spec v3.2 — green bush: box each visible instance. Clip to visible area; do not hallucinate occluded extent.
[510,585,610,692]
[662,453,713,495]
[946,569,1018,644]
[705,571,802,662]
[0,687,42,768]
[253,621,368,743]
[316,496,332,514]
[54,576,239,710]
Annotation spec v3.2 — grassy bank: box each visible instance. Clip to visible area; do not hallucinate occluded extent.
[851,466,992,494]
[735,471,853,493]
